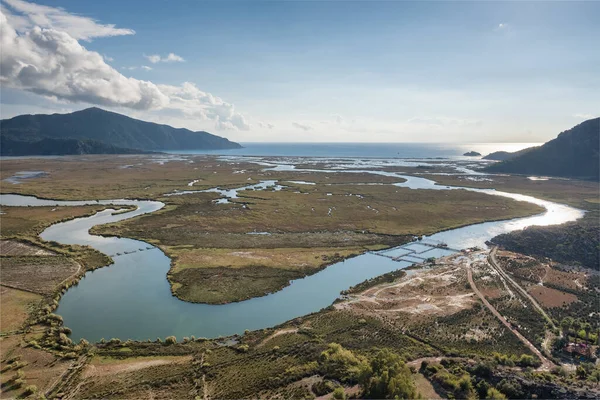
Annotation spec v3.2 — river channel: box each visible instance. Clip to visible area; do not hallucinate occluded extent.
[0,163,584,342]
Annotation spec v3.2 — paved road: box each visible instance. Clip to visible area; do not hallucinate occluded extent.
[466,262,554,370]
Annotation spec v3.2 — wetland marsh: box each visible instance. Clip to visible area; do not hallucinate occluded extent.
[0,155,584,342]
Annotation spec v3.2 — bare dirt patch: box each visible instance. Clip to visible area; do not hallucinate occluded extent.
[257,328,299,348]
[0,239,55,256]
[339,263,476,318]
[527,285,578,308]
[1,256,80,294]
[82,355,193,379]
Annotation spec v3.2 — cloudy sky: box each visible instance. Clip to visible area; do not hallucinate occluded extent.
[1,0,598,143]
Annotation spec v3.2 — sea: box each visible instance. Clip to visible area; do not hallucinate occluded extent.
[167,142,540,159]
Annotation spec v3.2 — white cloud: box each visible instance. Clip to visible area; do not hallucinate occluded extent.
[573,113,596,119]
[157,82,249,130]
[144,53,185,63]
[292,122,313,131]
[122,66,137,71]
[1,0,134,41]
[257,121,275,129]
[103,54,114,62]
[144,54,161,64]
[141,65,152,71]
[0,7,249,131]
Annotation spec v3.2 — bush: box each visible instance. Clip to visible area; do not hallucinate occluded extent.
[237,344,249,353]
[311,380,336,396]
[59,333,72,346]
[165,336,177,345]
[360,349,416,399]
[332,387,346,400]
[319,343,366,383]
[496,379,523,399]
[23,385,38,396]
[486,387,507,399]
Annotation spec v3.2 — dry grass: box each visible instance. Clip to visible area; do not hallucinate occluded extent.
[169,246,371,272]
[0,334,73,399]
[0,286,41,333]
[1,256,80,294]
[0,239,55,256]
[527,286,579,308]
[82,355,193,378]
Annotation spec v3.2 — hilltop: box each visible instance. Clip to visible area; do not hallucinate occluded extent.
[484,118,599,179]
[0,107,241,155]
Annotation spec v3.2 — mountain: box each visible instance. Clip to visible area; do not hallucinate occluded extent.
[0,107,242,155]
[484,118,599,179]
[483,147,537,161]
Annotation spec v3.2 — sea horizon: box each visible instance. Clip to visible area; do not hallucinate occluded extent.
[167,141,542,159]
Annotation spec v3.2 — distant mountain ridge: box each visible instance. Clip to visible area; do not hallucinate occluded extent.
[484,118,599,180]
[0,107,242,155]
[483,147,537,161]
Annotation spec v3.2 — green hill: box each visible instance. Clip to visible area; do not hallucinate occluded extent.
[484,118,599,179]
[0,107,242,155]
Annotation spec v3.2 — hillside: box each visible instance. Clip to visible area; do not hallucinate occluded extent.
[0,136,152,156]
[483,147,537,161]
[484,118,599,179]
[0,107,242,155]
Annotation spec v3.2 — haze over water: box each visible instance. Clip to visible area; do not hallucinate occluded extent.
[167,142,541,158]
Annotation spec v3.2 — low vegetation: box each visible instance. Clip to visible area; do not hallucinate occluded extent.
[492,213,600,270]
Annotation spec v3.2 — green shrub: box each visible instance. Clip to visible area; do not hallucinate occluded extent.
[23,385,38,396]
[486,387,507,399]
[332,387,346,400]
[319,343,366,383]
[359,349,416,399]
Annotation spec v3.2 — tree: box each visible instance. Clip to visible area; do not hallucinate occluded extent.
[583,323,592,343]
[572,320,582,339]
[560,317,573,337]
[359,349,417,399]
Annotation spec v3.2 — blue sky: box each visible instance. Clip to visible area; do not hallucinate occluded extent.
[1,0,598,142]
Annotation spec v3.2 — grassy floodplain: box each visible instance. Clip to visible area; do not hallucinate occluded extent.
[1,154,599,399]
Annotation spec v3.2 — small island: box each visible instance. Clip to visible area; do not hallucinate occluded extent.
[463,151,482,156]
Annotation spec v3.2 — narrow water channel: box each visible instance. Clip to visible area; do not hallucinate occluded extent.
[0,167,584,342]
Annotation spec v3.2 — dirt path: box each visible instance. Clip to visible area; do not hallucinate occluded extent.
[489,247,556,330]
[58,261,82,287]
[466,264,554,370]
[257,328,298,347]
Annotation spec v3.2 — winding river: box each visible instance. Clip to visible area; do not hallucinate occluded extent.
[0,164,584,342]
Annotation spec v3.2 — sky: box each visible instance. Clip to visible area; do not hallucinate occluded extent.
[1,0,598,143]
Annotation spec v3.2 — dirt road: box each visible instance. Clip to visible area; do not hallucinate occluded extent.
[466,264,554,370]
[488,247,556,330]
